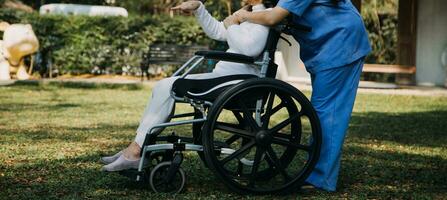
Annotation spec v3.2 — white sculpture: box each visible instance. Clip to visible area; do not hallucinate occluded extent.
[0,22,39,80]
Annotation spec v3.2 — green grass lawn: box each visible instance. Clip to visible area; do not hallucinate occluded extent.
[0,82,446,199]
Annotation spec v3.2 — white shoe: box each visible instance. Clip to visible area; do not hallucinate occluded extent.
[100,151,123,165]
[101,155,140,172]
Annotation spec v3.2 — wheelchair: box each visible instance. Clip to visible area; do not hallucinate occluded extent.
[119,22,322,195]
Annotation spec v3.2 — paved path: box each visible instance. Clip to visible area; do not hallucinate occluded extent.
[1,78,447,97]
[291,82,447,96]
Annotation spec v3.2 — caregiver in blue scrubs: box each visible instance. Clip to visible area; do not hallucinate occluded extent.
[234,0,371,192]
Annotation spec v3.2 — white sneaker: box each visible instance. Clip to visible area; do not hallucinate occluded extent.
[100,151,123,165]
[101,155,140,172]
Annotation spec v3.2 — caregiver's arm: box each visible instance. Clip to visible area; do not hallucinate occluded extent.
[234,6,289,26]
[235,0,315,26]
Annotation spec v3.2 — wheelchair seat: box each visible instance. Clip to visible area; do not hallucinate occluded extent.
[172,74,258,101]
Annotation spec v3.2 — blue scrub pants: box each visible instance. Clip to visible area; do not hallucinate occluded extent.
[305,58,364,191]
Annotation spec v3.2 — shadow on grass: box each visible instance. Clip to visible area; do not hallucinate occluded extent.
[3,80,144,90]
[0,102,82,112]
[0,123,138,143]
[0,152,221,199]
[339,144,447,199]
[1,142,445,199]
[349,110,447,148]
[0,122,445,198]
[0,154,146,199]
[1,83,446,198]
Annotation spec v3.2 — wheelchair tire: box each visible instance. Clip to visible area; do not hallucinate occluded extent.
[202,78,321,195]
[149,161,186,194]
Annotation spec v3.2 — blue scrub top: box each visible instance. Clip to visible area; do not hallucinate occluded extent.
[277,0,372,73]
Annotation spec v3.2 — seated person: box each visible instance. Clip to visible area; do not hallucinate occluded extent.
[101,0,269,171]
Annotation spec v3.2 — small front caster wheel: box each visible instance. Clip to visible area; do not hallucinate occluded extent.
[149,161,186,194]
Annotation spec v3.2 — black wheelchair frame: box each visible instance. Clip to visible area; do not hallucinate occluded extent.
[119,23,322,195]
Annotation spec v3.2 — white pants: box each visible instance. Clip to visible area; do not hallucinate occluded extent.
[135,64,259,147]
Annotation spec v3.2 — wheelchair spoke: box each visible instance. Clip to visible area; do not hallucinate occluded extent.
[248,147,265,187]
[225,135,241,145]
[274,132,292,139]
[238,100,260,131]
[266,146,292,181]
[215,122,254,139]
[232,111,245,125]
[262,102,285,121]
[269,111,302,134]
[271,102,286,115]
[220,140,255,165]
[271,136,311,152]
[237,161,244,176]
[262,92,276,129]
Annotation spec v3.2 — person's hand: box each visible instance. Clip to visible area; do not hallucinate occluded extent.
[233,5,251,23]
[223,15,240,28]
[171,1,201,14]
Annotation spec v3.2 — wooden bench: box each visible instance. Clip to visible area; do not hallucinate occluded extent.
[362,64,416,85]
[140,44,209,80]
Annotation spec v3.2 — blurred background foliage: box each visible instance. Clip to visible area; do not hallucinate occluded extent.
[0,7,210,75]
[0,0,399,76]
[362,0,398,65]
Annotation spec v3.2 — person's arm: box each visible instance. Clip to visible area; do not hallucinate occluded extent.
[234,0,314,26]
[193,2,228,41]
[172,1,236,41]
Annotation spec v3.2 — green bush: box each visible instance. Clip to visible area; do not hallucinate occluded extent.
[362,11,398,65]
[0,9,210,75]
[362,0,399,65]
[360,0,398,82]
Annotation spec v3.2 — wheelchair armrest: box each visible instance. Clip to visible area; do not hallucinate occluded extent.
[195,50,255,64]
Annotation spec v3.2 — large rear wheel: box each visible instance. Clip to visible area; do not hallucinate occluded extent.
[202,78,321,194]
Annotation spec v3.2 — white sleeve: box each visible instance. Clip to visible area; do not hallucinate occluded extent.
[226,24,269,57]
[194,3,227,41]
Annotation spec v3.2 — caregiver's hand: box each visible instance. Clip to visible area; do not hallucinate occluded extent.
[223,15,240,28]
[171,1,201,14]
[233,5,251,23]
